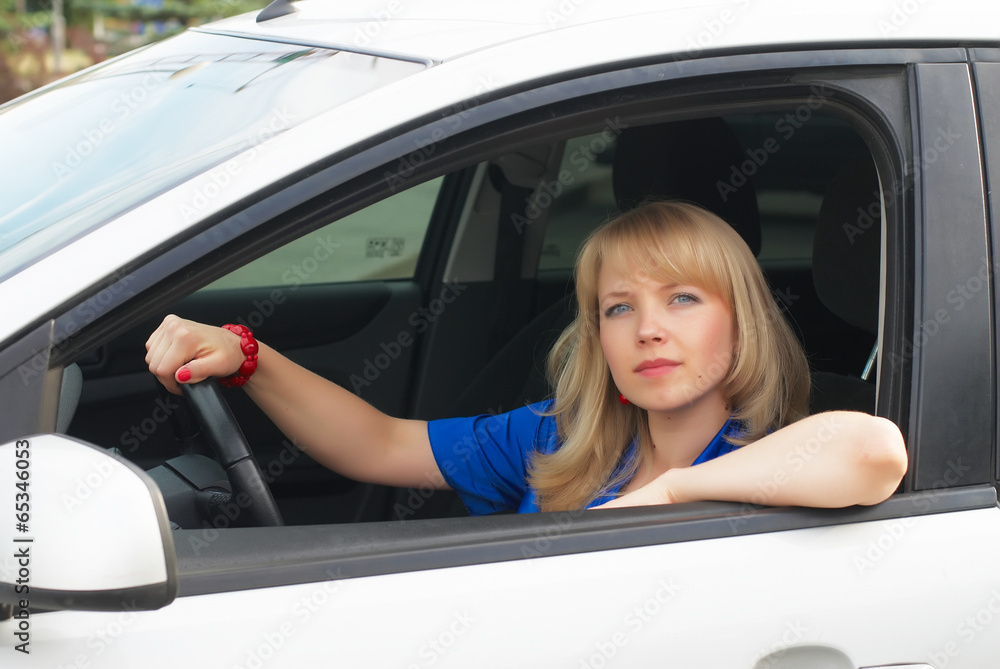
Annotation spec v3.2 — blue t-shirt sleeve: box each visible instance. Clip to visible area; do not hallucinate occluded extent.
[428,400,556,515]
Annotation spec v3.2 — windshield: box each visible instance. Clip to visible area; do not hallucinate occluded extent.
[0,30,423,280]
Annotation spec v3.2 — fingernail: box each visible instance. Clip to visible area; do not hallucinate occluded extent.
[177,368,191,383]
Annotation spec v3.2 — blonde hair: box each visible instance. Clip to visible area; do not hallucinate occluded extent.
[529,201,810,512]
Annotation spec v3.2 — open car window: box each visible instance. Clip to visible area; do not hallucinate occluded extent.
[65,98,888,528]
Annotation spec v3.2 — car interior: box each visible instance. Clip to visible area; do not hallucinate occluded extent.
[59,103,885,528]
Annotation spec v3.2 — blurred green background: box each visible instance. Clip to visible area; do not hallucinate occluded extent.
[0,0,270,104]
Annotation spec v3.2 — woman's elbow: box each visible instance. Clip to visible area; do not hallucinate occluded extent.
[841,413,908,505]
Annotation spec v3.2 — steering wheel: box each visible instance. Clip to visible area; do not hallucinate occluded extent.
[181,379,284,527]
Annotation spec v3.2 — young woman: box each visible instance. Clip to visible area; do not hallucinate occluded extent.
[145,201,907,514]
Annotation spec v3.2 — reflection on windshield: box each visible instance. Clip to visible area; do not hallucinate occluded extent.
[0,31,422,280]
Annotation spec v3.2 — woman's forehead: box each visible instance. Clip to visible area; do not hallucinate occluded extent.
[597,251,690,288]
[594,248,731,303]
[597,263,698,296]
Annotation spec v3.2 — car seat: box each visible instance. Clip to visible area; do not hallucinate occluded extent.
[808,158,881,413]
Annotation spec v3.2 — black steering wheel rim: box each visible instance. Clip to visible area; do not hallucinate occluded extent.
[181,379,284,527]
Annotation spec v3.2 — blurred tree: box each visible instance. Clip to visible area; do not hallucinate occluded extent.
[76,0,268,24]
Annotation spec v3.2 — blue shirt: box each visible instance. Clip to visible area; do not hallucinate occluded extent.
[427,400,743,515]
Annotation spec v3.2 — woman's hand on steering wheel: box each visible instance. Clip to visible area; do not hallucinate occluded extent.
[145,315,245,394]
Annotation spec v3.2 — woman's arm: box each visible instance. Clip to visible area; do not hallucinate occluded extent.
[145,315,446,489]
[597,412,907,509]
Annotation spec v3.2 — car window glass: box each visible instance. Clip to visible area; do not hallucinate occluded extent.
[0,31,424,282]
[202,176,444,289]
[537,114,872,270]
[538,133,618,270]
[724,113,872,263]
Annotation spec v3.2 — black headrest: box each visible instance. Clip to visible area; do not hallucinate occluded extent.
[612,118,761,256]
[812,158,881,334]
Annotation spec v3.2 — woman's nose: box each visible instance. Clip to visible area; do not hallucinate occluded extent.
[636,308,668,343]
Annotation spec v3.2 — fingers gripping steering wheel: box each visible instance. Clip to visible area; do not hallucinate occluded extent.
[181,379,284,527]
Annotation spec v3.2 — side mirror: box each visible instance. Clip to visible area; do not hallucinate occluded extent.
[0,435,177,615]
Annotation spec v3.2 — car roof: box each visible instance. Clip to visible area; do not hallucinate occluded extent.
[204,0,1000,64]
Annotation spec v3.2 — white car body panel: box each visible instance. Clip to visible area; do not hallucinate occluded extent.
[5,508,1000,667]
[211,0,1000,63]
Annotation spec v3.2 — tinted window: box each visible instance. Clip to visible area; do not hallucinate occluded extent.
[537,114,871,270]
[204,176,444,289]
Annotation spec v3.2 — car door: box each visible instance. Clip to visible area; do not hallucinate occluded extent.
[3,44,1000,669]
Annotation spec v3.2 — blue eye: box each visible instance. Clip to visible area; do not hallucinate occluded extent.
[603,303,631,318]
[673,293,699,305]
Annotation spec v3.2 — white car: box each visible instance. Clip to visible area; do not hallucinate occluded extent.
[2,0,1000,666]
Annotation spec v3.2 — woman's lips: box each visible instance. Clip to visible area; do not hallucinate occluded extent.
[635,358,681,377]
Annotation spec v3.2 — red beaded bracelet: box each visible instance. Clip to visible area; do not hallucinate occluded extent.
[219,324,259,388]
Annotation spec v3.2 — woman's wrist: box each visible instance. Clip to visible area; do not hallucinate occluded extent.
[218,324,259,388]
[597,469,683,509]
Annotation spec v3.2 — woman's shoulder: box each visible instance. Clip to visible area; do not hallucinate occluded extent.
[503,399,558,439]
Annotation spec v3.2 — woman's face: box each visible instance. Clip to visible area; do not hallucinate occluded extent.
[598,262,735,416]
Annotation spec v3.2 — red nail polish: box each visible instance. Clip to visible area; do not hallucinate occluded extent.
[177,368,191,383]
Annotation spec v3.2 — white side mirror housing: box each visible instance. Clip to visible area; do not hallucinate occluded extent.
[0,435,177,614]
